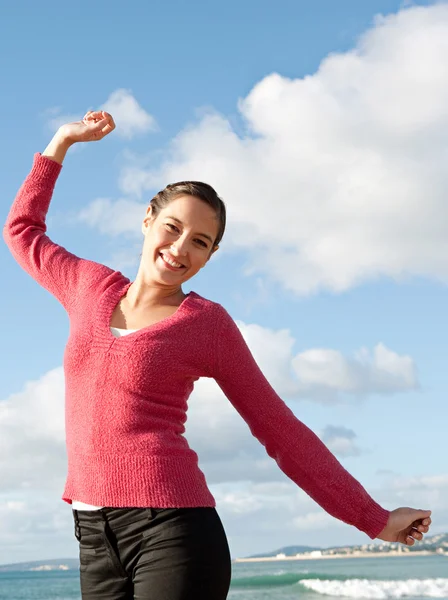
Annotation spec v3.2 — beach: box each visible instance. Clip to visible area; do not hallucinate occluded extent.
[234,550,445,562]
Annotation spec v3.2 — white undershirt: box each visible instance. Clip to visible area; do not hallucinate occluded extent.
[72,326,137,511]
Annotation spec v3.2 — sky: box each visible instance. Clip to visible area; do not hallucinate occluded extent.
[0,0,446,564]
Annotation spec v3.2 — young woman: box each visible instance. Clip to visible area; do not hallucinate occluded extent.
[4,111,431,600]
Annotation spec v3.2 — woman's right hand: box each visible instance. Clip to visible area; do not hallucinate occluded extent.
[57,111,116,145]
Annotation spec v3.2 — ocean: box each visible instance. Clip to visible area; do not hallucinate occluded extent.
[0,555,446,599]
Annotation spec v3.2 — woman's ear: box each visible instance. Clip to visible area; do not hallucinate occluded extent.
[207,244,219,262]
[142,205,154,235]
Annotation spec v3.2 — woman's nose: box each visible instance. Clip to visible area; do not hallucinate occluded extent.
[170,239,188,256]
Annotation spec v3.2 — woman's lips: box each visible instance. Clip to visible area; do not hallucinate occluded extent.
[159,252,186,270]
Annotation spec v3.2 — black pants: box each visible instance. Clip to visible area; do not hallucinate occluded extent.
[72,506,231,600]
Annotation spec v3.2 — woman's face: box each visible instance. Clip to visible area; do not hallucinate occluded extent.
[141,195,220,287]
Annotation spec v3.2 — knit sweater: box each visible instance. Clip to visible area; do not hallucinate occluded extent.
[3,153,390,539]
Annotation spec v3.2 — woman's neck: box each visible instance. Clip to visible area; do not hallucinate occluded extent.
[125,279,186,309]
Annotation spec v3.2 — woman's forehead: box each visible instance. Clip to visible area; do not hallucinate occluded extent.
[158,195,219,238]
[160,195,218,221]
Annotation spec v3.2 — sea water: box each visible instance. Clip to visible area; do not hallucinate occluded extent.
[229,555,448,599]
[0,555,446,599]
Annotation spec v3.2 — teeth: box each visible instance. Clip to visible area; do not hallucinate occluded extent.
[160,253,184,268]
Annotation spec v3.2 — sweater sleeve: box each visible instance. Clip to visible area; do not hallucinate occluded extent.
[3,153,114,310]
[212,305,390,540]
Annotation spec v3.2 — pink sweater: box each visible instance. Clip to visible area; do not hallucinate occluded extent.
[3,153,390,539]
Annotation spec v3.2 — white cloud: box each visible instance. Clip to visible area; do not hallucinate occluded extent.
[44,109,82,134]
[0,494,78,564]
[100,89,157,139]
[0,367,66,493]
[44,89,156,140]
[387,474,448,507]
[292,510,343,531]
[77,197,144,236]
[234,322,300,396]
[293,343,418,401]
[107,4,448,295]
[213,481,351,556]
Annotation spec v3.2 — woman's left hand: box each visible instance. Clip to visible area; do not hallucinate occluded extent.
[377,508,432,545]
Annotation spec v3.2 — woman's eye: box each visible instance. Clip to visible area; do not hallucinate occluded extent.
[165,224,207,248]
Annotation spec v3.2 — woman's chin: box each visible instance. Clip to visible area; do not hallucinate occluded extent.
[152,264,188,285]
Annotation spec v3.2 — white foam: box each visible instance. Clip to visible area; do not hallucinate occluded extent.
[299,578,448,598]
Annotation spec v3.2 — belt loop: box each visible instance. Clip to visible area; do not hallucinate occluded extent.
[146,508,154,520]
[73,509,81,541]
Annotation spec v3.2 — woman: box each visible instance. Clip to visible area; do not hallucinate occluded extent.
[4,111,432,600]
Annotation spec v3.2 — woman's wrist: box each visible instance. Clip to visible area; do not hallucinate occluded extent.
[42,130,74,165]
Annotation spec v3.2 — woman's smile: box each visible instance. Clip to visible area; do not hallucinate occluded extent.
[158,251,187,270]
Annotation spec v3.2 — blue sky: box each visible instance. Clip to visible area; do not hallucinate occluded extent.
[0,0,446,563]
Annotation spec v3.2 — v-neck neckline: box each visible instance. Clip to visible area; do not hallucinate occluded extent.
[98,280,194,343]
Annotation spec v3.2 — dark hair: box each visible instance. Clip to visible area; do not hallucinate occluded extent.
[149,181,226,247]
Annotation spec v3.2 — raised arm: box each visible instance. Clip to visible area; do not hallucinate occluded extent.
[3,113,116,310]
[212,306,431,544]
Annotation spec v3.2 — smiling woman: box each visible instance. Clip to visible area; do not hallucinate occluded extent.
[3,110,432,600]
[140,190,223,284]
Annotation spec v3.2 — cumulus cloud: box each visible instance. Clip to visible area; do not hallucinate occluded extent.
[44,89,156,140]
[100,89,157,139]
[385,473,448,507]
[105,4,448,295]
[292,510,343,531]
[293,343,418,401]
[0,495,77,564]
[43,107,82,134]
[0,367,66,493]
[242,327,418,403]
[77,197,145,236]
[214,481,350,556]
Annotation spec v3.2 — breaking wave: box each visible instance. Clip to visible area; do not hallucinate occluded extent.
[299,577,448,598]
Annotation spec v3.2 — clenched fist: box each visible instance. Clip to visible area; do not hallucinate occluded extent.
[377,508,432,546]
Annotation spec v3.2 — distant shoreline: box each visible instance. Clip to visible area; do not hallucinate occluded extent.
[234,550,446,563]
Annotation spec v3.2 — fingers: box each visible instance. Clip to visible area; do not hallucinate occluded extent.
[97,114,116,138]
[100,111,115,131]
[405,518,431,545]
[409,527,423,541]
[83,111,116,140]
[413,516,431,534]
[83,110,102,121]
[387,508,432,548]
[83,110,112,124]
[82,110,94,122]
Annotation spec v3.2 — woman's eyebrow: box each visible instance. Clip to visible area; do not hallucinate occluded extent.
[167,216,214,244]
